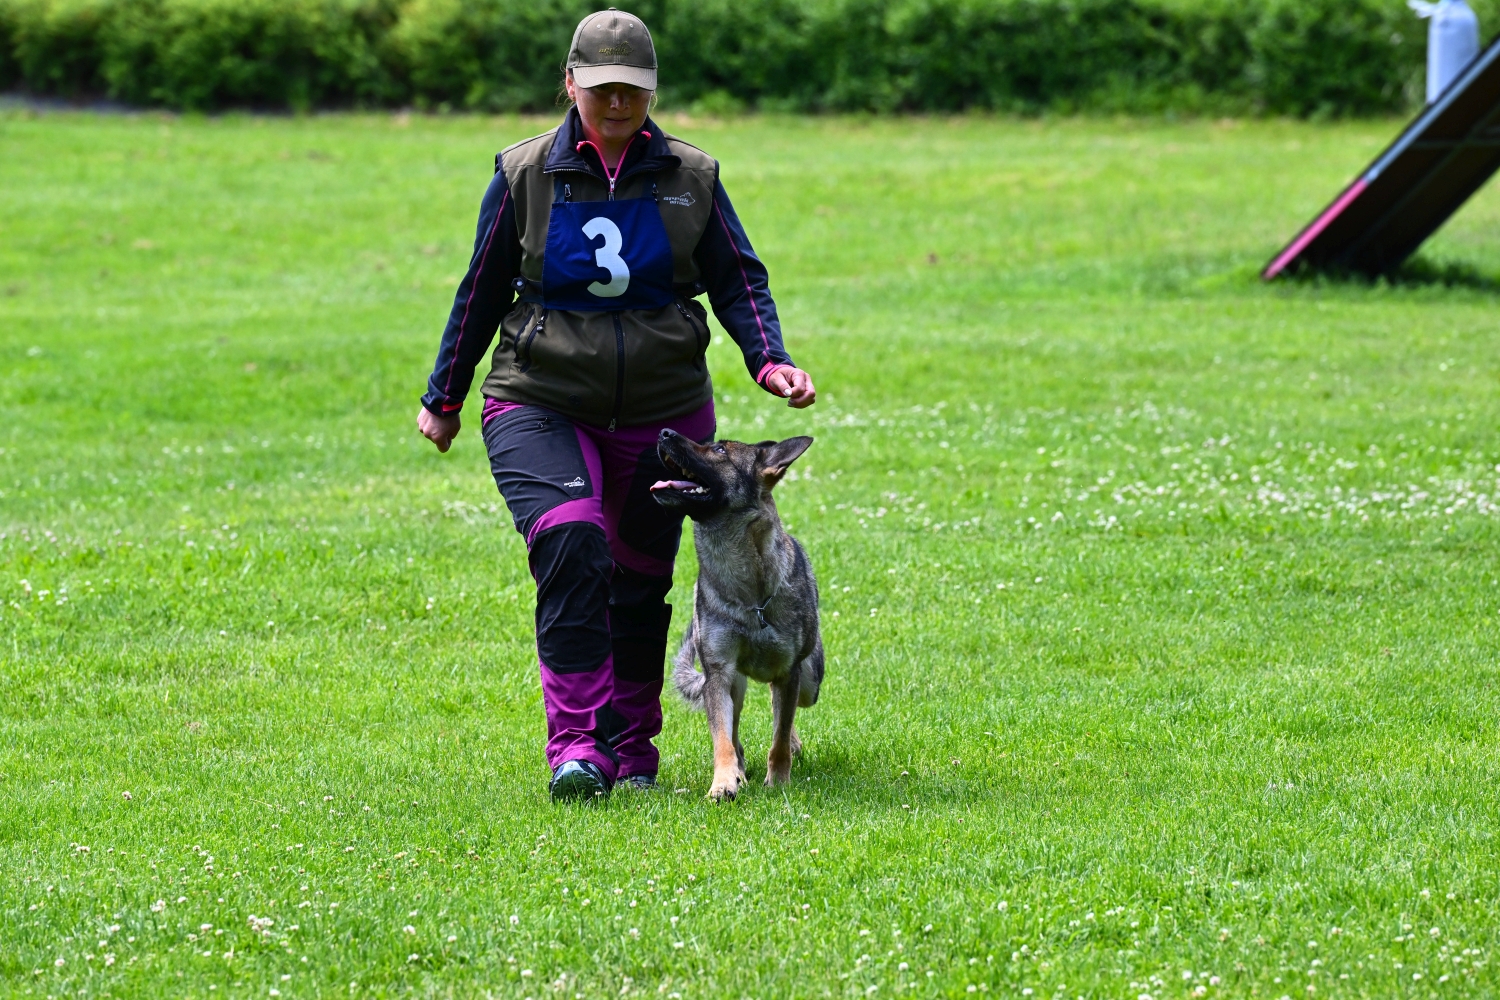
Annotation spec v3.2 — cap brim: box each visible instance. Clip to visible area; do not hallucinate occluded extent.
[571,64,657,91]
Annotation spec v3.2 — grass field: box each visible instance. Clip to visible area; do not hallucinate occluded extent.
[3,109,1500,999]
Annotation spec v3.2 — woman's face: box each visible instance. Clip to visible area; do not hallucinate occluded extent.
[567,76,651,146]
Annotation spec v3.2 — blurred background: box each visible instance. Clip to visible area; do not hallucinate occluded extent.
[0,0,1487,117]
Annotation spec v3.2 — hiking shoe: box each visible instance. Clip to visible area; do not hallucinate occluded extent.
[549,760,611,802]
[617,773,657,791]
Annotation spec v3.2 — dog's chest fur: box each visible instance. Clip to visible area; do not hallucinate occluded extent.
[691,517,813,682]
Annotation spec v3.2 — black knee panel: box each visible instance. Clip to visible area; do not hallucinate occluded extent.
[530,522,613,674]
[610,565,673,683]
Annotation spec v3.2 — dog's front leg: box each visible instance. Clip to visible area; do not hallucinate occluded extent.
[730,671,747,776]
[766,669,799,786]
[702,665,746,802]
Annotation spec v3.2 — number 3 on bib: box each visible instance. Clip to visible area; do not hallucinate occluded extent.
[583,217,630,298]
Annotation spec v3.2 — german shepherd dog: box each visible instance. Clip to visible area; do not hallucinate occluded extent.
[651,430,825,801]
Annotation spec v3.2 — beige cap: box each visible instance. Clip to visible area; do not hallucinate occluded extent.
[567,8,657,91]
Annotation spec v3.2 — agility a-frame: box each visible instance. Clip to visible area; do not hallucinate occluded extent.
[1264,36,1500,279]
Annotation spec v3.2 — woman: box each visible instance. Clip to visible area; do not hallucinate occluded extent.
[416,8,816,801]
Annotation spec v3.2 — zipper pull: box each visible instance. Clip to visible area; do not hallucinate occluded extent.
[607,418,617,432]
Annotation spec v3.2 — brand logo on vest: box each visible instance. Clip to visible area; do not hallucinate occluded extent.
[598,43,633,55]
[564,477,586,489]
[661,192,696,207]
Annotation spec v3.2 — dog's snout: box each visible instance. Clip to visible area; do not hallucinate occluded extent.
[659,428,680,443]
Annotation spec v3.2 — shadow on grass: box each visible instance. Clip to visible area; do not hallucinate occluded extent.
[1273,255,1500,293]
[1391,256,1500,291]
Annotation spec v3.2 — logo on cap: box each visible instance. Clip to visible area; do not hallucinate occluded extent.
[598,43,633,56]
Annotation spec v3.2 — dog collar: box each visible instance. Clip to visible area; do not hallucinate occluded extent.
[751,590,776,629]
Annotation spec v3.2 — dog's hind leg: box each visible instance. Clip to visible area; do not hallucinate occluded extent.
[703,665,746,802]
[796,634,825,708]
[766,669,799,786]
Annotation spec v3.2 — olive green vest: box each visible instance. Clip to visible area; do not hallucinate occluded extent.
[480,129,720,428]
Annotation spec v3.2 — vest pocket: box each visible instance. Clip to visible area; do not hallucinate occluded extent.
[515,308,544,373]
[675,299,711,371]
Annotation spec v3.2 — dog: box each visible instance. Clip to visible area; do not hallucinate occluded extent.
[650,430,825,801]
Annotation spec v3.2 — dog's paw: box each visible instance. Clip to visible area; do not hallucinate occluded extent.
[707,769,744,802]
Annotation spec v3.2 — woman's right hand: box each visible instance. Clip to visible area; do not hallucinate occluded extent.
[418,406,462,453]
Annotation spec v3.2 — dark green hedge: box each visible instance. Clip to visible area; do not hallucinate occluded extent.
[0,0,1486,114]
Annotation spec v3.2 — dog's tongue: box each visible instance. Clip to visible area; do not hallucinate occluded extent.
[651,480,698,493]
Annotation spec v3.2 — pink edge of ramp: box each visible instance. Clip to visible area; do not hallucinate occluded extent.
[1263,178,1370,280]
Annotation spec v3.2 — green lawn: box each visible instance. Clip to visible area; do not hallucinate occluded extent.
[3,109,1499,999]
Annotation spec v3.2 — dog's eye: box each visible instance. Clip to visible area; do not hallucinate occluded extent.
[713,444,726,454]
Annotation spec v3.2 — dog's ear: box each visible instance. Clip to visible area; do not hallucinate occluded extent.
[757,436,814,488]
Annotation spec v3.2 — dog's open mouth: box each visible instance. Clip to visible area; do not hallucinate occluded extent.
[651,480,709,494]
[651,452,712,497]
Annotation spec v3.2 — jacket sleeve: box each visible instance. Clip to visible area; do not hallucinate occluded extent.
[692,175,795,391]
[421,164,521,416]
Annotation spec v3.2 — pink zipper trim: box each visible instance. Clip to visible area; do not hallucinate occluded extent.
[575,130,646,195]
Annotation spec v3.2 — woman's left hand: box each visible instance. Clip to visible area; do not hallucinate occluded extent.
[767,367,817,408]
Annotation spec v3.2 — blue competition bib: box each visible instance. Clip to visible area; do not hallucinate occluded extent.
[542,193,676,312]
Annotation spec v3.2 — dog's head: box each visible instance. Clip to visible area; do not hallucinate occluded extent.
[651,430,813,521]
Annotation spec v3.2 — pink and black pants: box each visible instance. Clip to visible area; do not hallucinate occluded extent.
[481,398,715,782]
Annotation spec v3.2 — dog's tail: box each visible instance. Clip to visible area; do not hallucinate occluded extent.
[672,615,706,710]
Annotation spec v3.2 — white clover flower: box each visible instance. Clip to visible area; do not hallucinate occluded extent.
[403,925,416,934]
